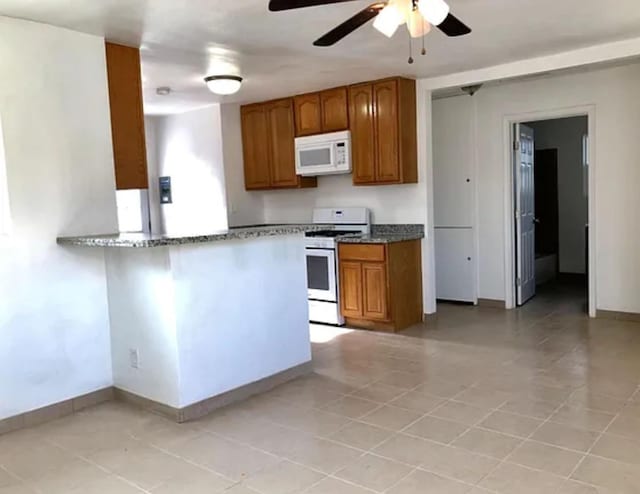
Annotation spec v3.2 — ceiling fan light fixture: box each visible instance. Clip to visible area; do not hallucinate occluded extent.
[407,9,431,37]
[373,4,402,37]
[204,75,243,95]
[418,0,450,26]
[390,0,412,25]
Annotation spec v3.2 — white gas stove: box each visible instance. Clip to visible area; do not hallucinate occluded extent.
[304,207,370,325]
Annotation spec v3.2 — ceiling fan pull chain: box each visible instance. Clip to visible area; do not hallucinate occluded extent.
[421,18,427,55]
[408,32,414,64]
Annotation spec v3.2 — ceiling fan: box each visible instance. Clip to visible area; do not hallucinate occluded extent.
[268,0,471,47]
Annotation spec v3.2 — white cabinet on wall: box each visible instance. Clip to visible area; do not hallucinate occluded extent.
[435,228,475,302]
[432,96,476,302]
[433,96,474,228]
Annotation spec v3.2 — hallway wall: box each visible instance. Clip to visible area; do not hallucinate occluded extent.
[528,117,588,274]
[427,62,640,314]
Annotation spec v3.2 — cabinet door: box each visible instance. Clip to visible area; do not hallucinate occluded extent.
[105,42,148,190]
[362,262,388,320]
[320,87,348,132]
[348,84,376,184]
[294,93,322,136]
[339,261,363,318]
[434,228,475,302]
[432,96,474,227]
[373,80,400,183]
[241,105,271,189]
[265,99,298,187]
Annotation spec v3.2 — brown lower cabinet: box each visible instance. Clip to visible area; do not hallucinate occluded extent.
[338,240,423,332]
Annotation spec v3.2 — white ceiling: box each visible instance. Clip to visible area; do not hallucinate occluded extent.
[2,0,640,114]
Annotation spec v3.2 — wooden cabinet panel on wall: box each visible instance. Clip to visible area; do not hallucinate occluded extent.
[265,99,299,187]
[240,99,316,190]
[320,87,349,132]
[241,104,271,189]
[339,261,364,318]
[105,42,148,190]
[293,87,348,137]
[349,77,417,186]
[348,84,376,183]
[362,262,388,320]
[373,80,400,183]
[338,240,422,332]
[294,93,322,136]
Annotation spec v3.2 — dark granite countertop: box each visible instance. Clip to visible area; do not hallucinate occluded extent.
[336,233,424,244]
[57,224,332,248]
[336,224,425,244]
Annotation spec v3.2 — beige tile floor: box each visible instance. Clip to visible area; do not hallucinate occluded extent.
[2,281,640,493]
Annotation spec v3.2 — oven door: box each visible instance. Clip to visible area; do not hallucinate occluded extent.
[305,247,337,302]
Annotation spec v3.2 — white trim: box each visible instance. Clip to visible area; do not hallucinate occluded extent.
[419,37,640,91]
[417,80,437,314]
[503,106,597,317]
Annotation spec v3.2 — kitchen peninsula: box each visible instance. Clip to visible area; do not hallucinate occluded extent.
[57,225,325,421]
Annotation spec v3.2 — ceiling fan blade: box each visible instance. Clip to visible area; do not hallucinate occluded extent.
[269,0,359,11]
[313,3,384,46]
[437,13,472,37]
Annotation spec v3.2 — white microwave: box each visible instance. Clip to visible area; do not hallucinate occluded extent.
[295,130,351,176]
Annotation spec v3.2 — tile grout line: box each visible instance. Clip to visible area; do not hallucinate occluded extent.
[564,403,623,482]
[470,393,571,489]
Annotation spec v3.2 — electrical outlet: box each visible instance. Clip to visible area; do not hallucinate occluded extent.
[129,349,139,369]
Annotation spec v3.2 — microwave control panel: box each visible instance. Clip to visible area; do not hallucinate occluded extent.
[335,142,347,165]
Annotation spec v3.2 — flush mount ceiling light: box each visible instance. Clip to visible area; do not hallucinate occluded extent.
[204,75,243,95]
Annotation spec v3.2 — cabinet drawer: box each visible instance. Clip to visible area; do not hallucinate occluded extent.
[339,244,385,262]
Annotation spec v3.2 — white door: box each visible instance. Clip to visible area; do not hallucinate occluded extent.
[515,124,536,305]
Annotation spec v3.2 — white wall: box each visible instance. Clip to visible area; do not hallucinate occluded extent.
[146,106,229,235]
[429,63,640,313]
[172,235,311,406]
[527,117,588,274]
[106,247,180,407]
[145,116,162,233]
[0,117,11,236]
[259,177,426,225]
[104,235,311,409]
[0,17,117,419]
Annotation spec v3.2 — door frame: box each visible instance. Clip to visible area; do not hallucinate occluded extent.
[503,105,596,317]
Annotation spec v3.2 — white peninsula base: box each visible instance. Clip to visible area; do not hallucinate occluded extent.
[103,233,311,420]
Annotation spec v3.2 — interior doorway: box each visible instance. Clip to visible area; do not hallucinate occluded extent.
[511,115,590,312]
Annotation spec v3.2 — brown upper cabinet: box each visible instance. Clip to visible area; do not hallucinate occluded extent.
[241,76,416,190]
[293,87,348,137]
[241,99,317,190]
[105,42,148,190]
[349,77,417,185]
